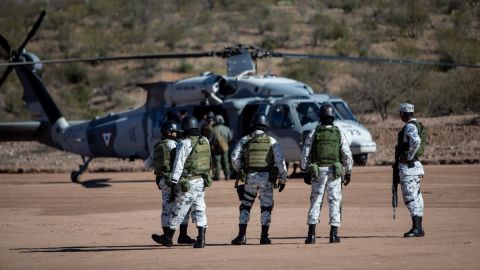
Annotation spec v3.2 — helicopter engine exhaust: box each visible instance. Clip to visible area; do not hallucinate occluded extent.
[165,74,230,106]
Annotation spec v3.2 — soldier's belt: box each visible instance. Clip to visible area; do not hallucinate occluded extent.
[399,157,419,164]
[184,175,204,181]
[245,167,270,173]
[315,163,335,168]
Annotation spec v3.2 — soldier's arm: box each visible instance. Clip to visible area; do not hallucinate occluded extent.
[144,153,154,170]
[300,129,315,171]
[230,136,248,172]
[270,137,288,181]
[340,132,353,174]
[171,139,193,182]
[405,123,421,160]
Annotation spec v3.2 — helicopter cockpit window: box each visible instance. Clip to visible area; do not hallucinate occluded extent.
[332,101,356,121]
[271,105,294,129]
[295,102,320,126]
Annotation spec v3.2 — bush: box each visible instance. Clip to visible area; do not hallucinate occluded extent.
[310,13,348,45]
[385,0,430,38]
[280,59,331,92]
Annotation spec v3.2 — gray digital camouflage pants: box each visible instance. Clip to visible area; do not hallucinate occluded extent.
[169,178,207,230]
[158,178,190,227]
[307,167,342,227]
[239,172,274,226]
[400,174,424,217]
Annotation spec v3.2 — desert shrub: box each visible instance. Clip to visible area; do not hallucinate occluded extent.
[436,29,480,68]
[280,59,331,92]
[394,40,419,58]
[385,0,430,38]
[175,61,194,73]
[310,13,348,45]
[340,65,426,120]
[62,63,88,84]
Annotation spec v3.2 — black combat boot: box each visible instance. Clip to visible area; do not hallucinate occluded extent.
[152,228,175,247]
[329,226,340,243]
[231,224,247,245]
[178,224,196,244]
[404,216,425,237]
[305,224,316,244]
[193,226,206,248]
[260,225,271,245]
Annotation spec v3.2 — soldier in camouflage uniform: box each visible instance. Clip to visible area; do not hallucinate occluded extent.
[211,115,233,180]
[301,104,353,244]
[156,116,212,248]
[395,103,426,237]
[230,113,288,245]
[147,121,195,245]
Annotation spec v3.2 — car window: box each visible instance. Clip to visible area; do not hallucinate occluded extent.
[295,102,320,126]
[332,102,356,121]
[271,105,294,129]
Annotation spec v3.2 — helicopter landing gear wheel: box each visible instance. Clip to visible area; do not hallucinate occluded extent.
[70,156,93,183]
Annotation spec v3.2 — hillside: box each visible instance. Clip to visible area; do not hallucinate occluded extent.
[0,0,479,121]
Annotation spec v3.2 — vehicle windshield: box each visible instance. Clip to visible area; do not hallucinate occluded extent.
[295,102,320,126]
[332,101,356,121]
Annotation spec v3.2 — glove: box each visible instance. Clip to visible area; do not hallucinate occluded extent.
[278,183,286,192]
[408,160,415,168]
[236,184,245,201]
[155,175,162,190]
[343,174,351,186]
[276,178,287,192]
[304,173,312,185]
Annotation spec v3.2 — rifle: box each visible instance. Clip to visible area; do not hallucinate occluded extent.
[392,164,399,219]
[234,169,246,201]
[392,146,400,219]
[169,185,176,203]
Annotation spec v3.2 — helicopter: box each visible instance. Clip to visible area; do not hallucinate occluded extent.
[1,11,478,182]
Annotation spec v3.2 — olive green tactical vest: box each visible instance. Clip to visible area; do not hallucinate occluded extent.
[396,120,427,159]
[183,136,211,177]
[310,125,341,166]
[243,134,274,171]
[153,139,173,176]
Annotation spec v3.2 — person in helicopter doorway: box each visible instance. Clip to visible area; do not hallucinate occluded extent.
[146,121,196,245]
[201,111,215,140]
[156,116,212,248]
[394,103,427,238]
[210,114,233,180]
[300,103,353,244]
[230,113,288,245]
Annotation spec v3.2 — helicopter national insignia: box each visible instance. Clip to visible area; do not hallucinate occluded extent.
[102,132,112,147]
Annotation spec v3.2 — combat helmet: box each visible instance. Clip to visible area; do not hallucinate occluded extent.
[161,120,180,136]
[181,116,199,131]
[251,113,269,129]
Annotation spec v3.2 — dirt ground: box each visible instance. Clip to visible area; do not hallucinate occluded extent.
[0,165,479,270]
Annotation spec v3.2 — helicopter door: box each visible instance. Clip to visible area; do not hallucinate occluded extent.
[268,104,301,162]
[239,104,259,137]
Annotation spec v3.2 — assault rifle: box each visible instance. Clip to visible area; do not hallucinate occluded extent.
[392,162,399,220]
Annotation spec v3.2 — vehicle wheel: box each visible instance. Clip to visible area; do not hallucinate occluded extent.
[353,154,368,166]
[71,171,80,182]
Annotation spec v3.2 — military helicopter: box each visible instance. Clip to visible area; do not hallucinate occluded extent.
[1,11,478,182]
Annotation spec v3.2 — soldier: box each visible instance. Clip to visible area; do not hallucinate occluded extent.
[211,115,233,180]
[230,113,288,245]
[201,111,215,139]
[300,104,353,244]
[156,116,211,248]
[395,103,426,237]
[147,121,195,245]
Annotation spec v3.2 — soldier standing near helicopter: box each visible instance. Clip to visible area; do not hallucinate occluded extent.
[301,104,353,244]
[394,103,426,238]
[156,116,211,248]
[147,121,196,246]
[230,113,288,245]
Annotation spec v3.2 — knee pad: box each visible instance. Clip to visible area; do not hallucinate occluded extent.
[240,204,252,212]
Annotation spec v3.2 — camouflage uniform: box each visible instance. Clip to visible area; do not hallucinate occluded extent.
[170,137,210,230]
[144,139,190,228]
[211,120,233,180]
[398,119,425,217]
[231,130,288,226]
[300,125,353,227]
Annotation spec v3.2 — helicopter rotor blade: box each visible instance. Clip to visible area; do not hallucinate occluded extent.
[0,51,217,67]
[0,66,14,88]
[0,34,12,56]
[16,10,46,54]
[271,51,480,69]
